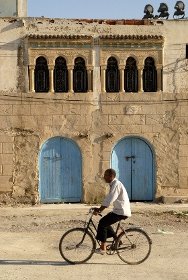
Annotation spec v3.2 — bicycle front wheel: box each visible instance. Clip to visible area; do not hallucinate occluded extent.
[59,228,96,264]
[116,228,152,265]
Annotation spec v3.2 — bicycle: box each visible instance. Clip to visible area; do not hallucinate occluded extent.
[59,208,152,265]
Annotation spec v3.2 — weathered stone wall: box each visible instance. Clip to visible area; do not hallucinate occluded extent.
[0,18,187,203]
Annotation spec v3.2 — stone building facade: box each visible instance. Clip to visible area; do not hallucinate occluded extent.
[0,11,188,203]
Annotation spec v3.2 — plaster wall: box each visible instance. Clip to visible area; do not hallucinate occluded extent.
[0,18,187,203]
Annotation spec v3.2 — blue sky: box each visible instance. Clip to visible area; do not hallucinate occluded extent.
[28,0,180,19]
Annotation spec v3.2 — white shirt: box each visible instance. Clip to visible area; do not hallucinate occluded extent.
[102,178,131,217]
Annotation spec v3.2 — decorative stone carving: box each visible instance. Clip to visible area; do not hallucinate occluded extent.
[100,49,162,67]
[125,105,142,115]
[28,48,93,67]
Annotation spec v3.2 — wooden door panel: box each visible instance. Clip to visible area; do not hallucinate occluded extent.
[112,138,132,198]
[112,137,154,201]
[40,137,82,203]
[131,138,153,201]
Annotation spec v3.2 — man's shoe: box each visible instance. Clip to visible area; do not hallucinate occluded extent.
[95,248,106,255]
[110,240,123,251]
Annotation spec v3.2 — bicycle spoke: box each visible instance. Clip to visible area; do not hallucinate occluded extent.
[59,228,96,264]
[116,228,152,265]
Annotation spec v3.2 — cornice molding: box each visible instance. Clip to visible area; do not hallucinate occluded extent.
[27,34,92,40]
[99,35,163,40]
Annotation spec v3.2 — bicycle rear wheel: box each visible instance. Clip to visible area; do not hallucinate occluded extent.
[116,228,152,265]
[59,228,96,264]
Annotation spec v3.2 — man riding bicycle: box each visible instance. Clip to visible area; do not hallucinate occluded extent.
[93,168,131,255]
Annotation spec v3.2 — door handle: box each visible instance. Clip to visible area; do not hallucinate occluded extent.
[125,156,135,161]
[43,156,63,160]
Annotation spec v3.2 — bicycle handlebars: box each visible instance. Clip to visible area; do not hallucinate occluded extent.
[89,208,102,217]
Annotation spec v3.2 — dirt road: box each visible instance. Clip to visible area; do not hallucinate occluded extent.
[0,203,187,280]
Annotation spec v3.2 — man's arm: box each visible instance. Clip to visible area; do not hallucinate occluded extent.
[102,183,119,207]
[93,182,119,215]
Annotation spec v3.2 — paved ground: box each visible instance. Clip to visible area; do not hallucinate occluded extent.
[0,203,188,280]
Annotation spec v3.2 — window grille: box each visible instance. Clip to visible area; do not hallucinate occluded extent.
[125,57,138,92]
[106,57,120,92]
[73,57,88,93]
[54,57,68,92]
[143,57,157,92]
[34,56,49,93]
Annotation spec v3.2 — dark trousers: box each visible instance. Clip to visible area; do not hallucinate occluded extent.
[96,212,127,243]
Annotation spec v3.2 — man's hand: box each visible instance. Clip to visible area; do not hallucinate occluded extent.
[92,205,106,215]
[92,207,100,215]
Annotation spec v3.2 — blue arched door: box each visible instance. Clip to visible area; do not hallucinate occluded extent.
[111,137,154,201]
[39,137,82,203]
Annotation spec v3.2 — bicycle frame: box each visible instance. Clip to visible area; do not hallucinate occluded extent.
[83,212,100,246]
[82,210,123,249]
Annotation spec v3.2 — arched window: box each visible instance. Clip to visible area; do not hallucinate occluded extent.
[143,57,157,92]
[34,56,49,93]
[125,57,138,92]
[106,57,120,92]
[73,57,88,93]
[54,57,68,93]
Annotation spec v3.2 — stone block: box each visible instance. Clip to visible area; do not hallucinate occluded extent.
[0,117,10,129]
[141,125,153,133]
[31,104,63,115]
[52,115,67,126]
[65,93,88,102]
[101,93,120,102]
[37,116,53,126]
[126,125,142,134]
[2,143,13,154]
[179,168,188,177]
[152,125,163,133]
[120,92,162,102]
[179,145,188,156]
[141,105,157,115]
[66,115,90,126]
[0,116,22,129]
[0,154,13,165]
[109,125,142,134]
[0,176,12,192]
[146,115,163,125]
[63,104,81,114]
[179,176,188,188]
[2,165,13,176]
[13,105,31,115]
[0,135,13,143]
[102,105,125,115]
[9,116,22,128]
[179,157,188,168]
[100,115,109,125]
[180,134,188,145]
[80,105,94,115]
[109,115,145,125]
[101,105,112,114]
[125,105,142,115]
[21,116,38,130]
[156,104,166,114]
[180,106,188,116]
[162,195,188,203]
[0,105,12,115]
